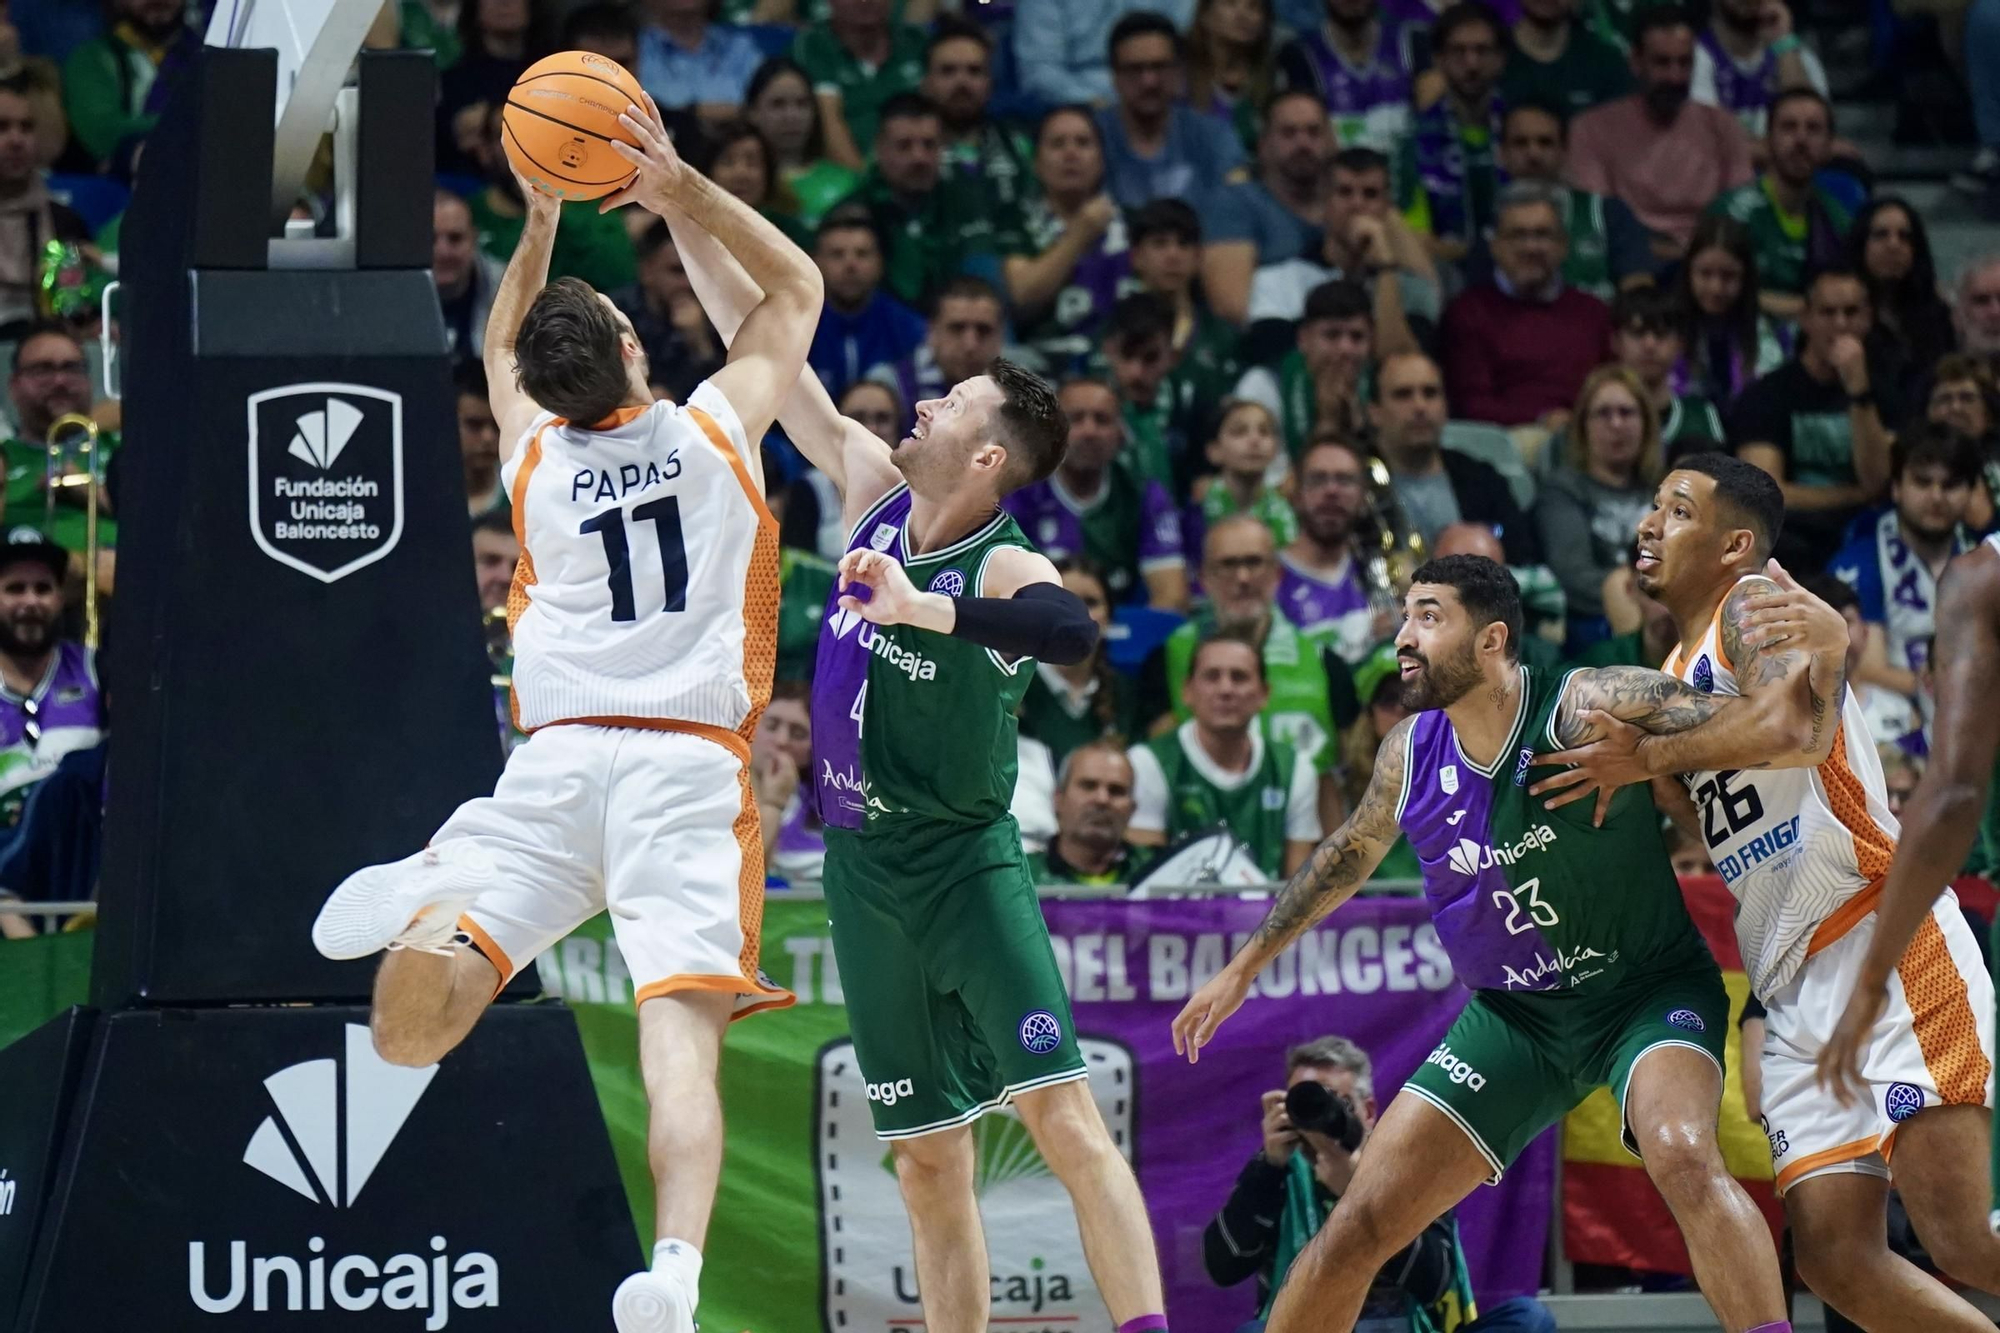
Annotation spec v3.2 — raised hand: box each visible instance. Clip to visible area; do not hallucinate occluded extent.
[598,91,688,215]
[837,548,924,626]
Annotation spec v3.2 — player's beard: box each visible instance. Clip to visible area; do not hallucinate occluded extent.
[1398,640,1481,711]
[0,609,54,658]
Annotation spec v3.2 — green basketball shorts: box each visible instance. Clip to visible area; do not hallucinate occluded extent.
[821,818,1087,1139]
[1404,939,1731,1181]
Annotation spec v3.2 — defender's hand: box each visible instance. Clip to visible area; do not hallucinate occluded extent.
[837,548,928,627]
[1530,709,1647,825]
[1173,964,1252,1063]
[1738,559,1847,656]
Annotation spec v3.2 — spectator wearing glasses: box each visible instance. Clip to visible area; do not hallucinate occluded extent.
[1925,356,2000,525]
[1536,366,1661,641]
[1485,99,1654,302]
[1096,11,1248,213]
[0,526,96,854]
[1012,0,1199,110]
[1609,285,1727,461]
[1440,182,1615,429]
[6,323,109,555]
[1399,2,1507,260]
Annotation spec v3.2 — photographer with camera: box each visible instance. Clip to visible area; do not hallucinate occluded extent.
[1204,1037,1555,1333]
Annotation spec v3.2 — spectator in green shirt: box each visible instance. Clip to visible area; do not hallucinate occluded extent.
[745,56,863,229]
[922,17,1033,227]
[464,107,638,295]
[60,0,185,168]
[4,323,115,554]
[791,0,928,172]
[1026,739,1149,887]
[1489,99,1656,301]
[1703,87,1849,325]
[1502,0,1632,117]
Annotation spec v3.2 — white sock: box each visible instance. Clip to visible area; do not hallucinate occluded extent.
[651,1238,702,1305]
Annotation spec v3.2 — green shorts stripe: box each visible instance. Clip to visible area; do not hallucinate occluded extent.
[1401,1083,1507,1184]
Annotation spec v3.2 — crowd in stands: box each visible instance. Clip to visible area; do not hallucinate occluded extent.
[0,0,1996,915]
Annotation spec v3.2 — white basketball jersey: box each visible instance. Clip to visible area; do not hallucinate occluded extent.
[1663,575,1899,997]
[501,380,777,740]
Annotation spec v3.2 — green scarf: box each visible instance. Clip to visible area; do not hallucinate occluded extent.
[1278,350,1375,460]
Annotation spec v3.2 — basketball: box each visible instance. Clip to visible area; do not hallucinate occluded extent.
[501,50,647,202]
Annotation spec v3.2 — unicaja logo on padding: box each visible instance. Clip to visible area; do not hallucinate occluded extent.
[243,1024,437,1208]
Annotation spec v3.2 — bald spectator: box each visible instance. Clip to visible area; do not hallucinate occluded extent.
[1096,12,1247,212]
[1201,90,1335,322]
[1439,183,1615,428]
[1373,351,1540,563]
[0,77,85,334]
[434,191,503,360]
[1026,741,1148,887]
[1958,255,2000,376]
[1433,521,1566,666]
[1566,6,1754,253]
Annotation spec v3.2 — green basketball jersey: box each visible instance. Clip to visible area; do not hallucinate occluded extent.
[1166,614,1338,774]
[810,486,1035,828]
[1144,723,1302,877]
[1398,666,1704,992]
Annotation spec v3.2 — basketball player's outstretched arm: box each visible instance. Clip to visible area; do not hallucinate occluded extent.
[1171,715,1415,1063]
[483,167,562,459]
[649,198,898,513]
[1818,549,2000,1102]
[601,94,821,442]
[1531,563,1851,815]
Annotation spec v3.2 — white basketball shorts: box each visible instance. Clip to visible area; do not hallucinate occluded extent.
[1760,891,1993,1195]
[438,722,793,1017]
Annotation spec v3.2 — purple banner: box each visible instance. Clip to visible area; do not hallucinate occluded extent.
[1042,894,1555,1331]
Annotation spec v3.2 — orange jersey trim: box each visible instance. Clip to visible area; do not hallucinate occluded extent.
[1897,912,1993,1106]
[686,404,780,748]
[540,715,753,765]
[456,913,516,997]
[1774,1135,1880,1193]
[1807,877,1883,957]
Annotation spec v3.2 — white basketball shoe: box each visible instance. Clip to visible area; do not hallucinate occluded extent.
[611,1270,698,1333]
[310,841,494,961]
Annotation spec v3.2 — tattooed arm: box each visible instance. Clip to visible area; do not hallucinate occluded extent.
[1628,575,1848,777]
[1549,665,1737,747]
[1170,715,1413,1062]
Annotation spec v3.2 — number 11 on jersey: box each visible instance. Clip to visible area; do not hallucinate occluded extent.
[580,495,689,623]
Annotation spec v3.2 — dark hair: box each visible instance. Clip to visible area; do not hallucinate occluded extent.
[471,507,514,539]
[745,56,828,161]
[989,358,1069,490]
[1632,4,1695,49]
[1190,629,1269,683]
[1801,573,1858,617]
[1670,451,1785,560]
[1109,10,1183,65]
[1891,421,1983,488]
[1034,102,1107,166]
[1844,196,1942,341]
[1189,0,1274,114]
[934,274,1004,313]
[1501,95,1568,139]
[692,119,783,209]
[1768,86,1833,133]
[1260,86,1327,129]
[513,277,630,426]
[635,217,676,260]
[1050,556,1124,730]
[1677,214,1764,380]
[1303,278,1372,325]
[925,13,991,64]
[452,357,490,401]
[1432,1,1506,51]
[10,319,80,376]
[1331,146,1390,179]
[459,0,550,57]
[560,2,638,46]
[877,91,943,137]
[1129,197,1201,247]
[1805,264,1870,306]
[1407,555,1523,660]
[1299,432,1367,474]
[1611,284,1680,336]
[815,210,881,252]
[1103,292,1174,349]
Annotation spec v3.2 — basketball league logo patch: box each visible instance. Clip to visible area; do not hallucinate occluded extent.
[1018,1011,1063,1055]
[1885,1082,1925,1122]
[1692,655,1714,693]
[1666,1008,1706,1033]
[928,568,967,596]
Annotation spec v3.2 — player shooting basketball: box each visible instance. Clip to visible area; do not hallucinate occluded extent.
[311,97,820,1333]
[651,143,1176,1333]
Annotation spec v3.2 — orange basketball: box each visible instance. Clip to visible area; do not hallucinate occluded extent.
[501,51,647,202]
